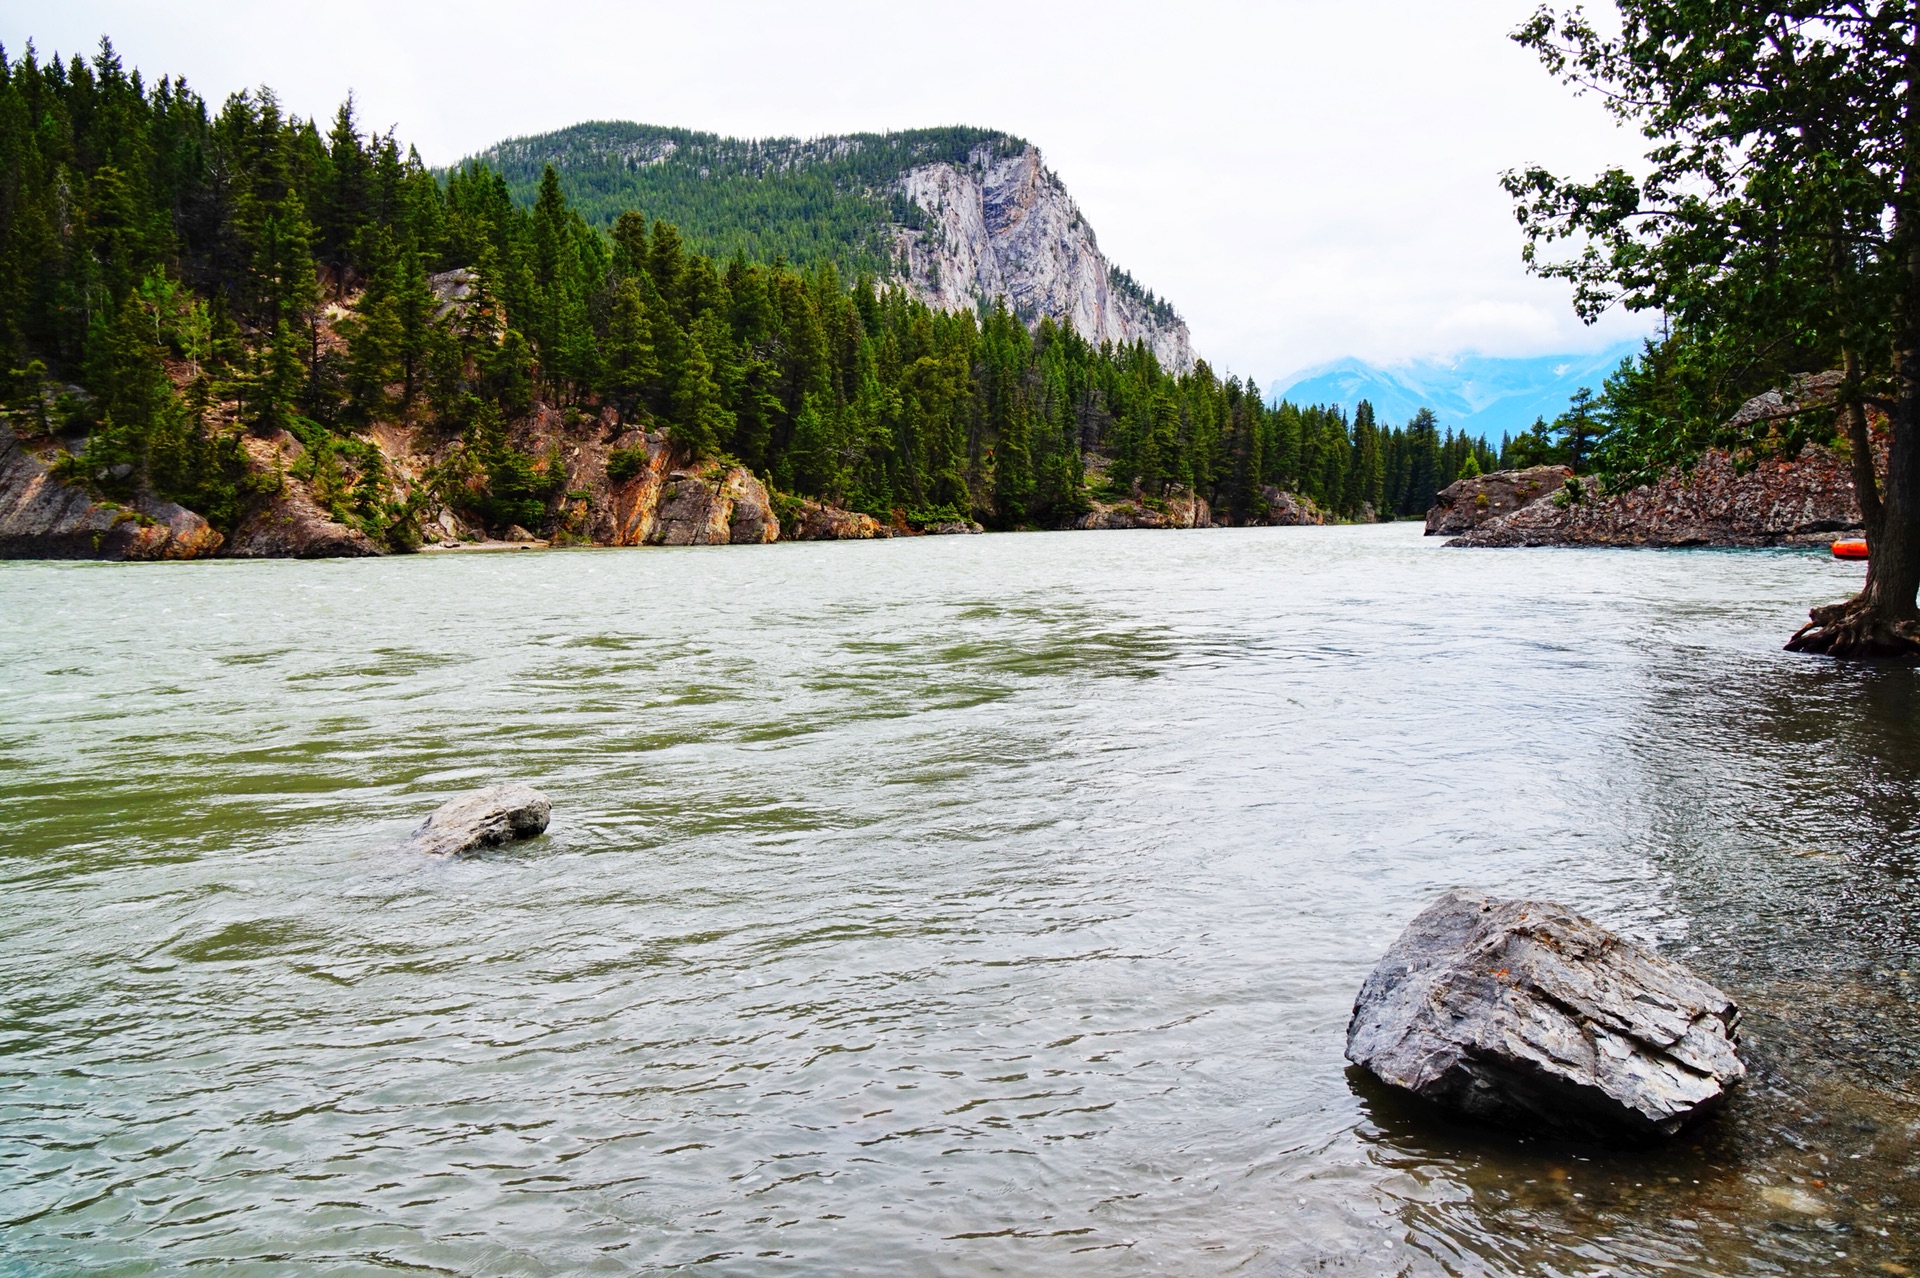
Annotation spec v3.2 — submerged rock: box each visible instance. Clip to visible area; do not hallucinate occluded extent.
[402,783,551,857]
[1346,890,1744,1142]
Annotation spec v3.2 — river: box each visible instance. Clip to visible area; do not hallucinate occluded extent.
[2,524,1916,1275]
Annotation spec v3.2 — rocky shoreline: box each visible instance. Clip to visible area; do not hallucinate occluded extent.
[0,429,224,560]
[0,412,1333,561]
[1431,376,1867,550]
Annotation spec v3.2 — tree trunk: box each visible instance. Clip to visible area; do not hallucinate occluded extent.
[1786,7,1920,660]
[1787,410,1920,656]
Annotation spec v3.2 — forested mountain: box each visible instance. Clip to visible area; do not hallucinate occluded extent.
[466,122,1194,371]
[471,124,1007,276]
[0,40,1498,558]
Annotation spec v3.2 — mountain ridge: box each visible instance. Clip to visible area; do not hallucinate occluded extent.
[1268,341,1645,441]
[462,122,1193,371]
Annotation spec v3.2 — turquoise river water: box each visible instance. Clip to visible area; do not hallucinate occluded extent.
[3,523,1919,1275]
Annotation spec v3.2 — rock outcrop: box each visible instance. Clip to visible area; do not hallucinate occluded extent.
[1248,486,1327,527]
[1426,466,1572,536]
[894,145,1193,373]
[225,432,382,558]
[1448,374,1868,548]
[1076,488,1212,531]
[402,783,552,857]
[785,498,892,540]
[1451,448,1861,548]
[0,427,223,560]
[645,463,779,546]
[1347,890,1745,1143]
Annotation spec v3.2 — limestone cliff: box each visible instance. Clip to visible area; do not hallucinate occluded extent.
[892,145,1193,373]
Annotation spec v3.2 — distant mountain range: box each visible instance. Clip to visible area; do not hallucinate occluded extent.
[1266,341,1646,441]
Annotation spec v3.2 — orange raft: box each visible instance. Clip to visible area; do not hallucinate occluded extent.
[1832,539,1870,560]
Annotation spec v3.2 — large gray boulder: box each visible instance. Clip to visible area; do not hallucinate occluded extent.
[402,784,551,857]
[1346,890,1744,1142]
[1425,466,1571,536]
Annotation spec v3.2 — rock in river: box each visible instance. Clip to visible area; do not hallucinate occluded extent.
[402,783,551,857]
[1346,890,1745,1142]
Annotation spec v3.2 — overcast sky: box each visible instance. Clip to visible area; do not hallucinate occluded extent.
[8,1,1657,385]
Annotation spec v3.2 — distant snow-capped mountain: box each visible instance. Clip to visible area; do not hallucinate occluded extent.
[1267,341,1644,441]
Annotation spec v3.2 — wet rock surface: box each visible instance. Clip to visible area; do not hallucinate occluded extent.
[1427,466,1572,536]
[1347,889,1745,1142]
[401,783,552,857]
[0,427,223,560]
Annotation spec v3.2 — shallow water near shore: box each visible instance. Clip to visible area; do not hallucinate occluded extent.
[3,523,1918,1276]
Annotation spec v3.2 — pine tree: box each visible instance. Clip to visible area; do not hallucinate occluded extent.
[1553,387,1604,474]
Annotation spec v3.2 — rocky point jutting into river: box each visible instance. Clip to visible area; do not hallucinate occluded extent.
[1430,374,1869,549]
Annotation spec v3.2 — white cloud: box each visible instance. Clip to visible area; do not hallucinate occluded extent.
[7,0,1658,383]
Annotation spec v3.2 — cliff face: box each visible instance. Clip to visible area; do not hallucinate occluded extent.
[472,124,1194,373]
[893,146,1193,373]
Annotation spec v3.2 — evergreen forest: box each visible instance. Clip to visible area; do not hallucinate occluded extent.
[0,40,1503,547]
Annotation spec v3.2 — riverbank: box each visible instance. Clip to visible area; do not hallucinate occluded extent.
[0,409,1333,560]
[1435,375,1871,550]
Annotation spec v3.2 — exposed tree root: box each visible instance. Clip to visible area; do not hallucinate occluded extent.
[1785,598,1920,658]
